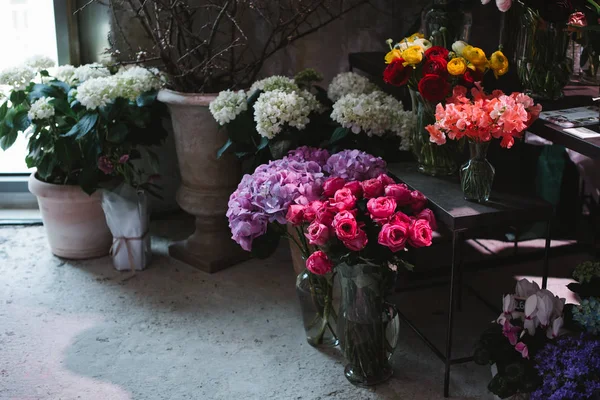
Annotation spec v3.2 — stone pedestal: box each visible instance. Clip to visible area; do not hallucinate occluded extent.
[157,89,246,273]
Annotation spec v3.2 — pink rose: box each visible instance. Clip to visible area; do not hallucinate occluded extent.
[323,177,346,197]
[344,181,363,198]
[286,204,305,226]
[378,222,410,252]
[304,201,323,223]
[306,251,333,275]
[330,188,356,211]
[305,221,330,246]
[119,154,130,164]
[410,190,428,212]
[408,219,433,248]
[361,178,384,199]
[315,202,338,226]
[515,342,529,359]
[378,174,395,186]
[367,197,397,219]
[332,210,359,241]
[343,229,368,251]
[416,208,437,231]
[385,184,413,206]
[390,211,411,225]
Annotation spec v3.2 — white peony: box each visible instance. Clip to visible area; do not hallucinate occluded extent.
[28,97,55,120]
[73,63,111,83]
[209,90,248,125]
[253,89,321,139]
[51,65,77,85]
[76,76,119,110]
[396,38,432,52]
[330,91,415,150]
[0,66,36,90]
[250,76,299,94]
[327,72,378,102]
[24,55,56,71]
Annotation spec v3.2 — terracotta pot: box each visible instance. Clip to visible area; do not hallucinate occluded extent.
[157,89,246,273]
[28,174,112,259]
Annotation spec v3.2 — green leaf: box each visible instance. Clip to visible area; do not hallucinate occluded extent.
[49,80,70,94]
[268,139,293,160]
[28,83,63,103]
[146,149,160,171]
[9,91,26,106]
[330,127,349,143]
[250,225,281,259]
[106,123,128,143]
[256,136,269,151]
[217,138,233,159]
[0,130,17,150]
[136,90,157,107]
[77,167,98,195]
[247,90,262,108]
[63,113,98,139]
[13,109,30,132]
[40,70,50,77]
[36,155,57,180]
[50,97,75,118]
[0,101,8,121]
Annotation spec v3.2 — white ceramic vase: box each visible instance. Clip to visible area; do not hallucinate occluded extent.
[157,89,246,273]
[28,174,112,259]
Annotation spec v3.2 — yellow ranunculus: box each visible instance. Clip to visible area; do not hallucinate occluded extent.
[447,57,468,76]
[490,50,509,78]
[385,49,402,64]
[409,32,425,41]
[463,46,488,67]
[401,45,424,66]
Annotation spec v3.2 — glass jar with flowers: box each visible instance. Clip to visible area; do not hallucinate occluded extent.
[300,173,437,385]
[425,85,541,202]
[383,35,510,176]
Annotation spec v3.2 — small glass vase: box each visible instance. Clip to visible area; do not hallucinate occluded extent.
[460,141,495,203]
[296,269,339,348]
[513,7,571,100]
[337,262,400,387]
[410,90,462,176]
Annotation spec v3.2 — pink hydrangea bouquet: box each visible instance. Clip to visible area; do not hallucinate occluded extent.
[425,84,542,202]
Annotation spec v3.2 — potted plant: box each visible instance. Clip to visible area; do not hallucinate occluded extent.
[0,58,165,259]
[103,0,374,272]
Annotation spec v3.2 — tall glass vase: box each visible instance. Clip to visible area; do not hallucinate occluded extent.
[460,140,495,203]
[513,7,571,100]
[296,269,339,348]
[338,262,400,386]
[411,90,462,176]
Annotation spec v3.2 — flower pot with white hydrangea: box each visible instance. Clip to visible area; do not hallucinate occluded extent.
[0,57,166,259]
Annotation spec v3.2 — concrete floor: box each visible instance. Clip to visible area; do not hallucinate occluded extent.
[0,221,590,400]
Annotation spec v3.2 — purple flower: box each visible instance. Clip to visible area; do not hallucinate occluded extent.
[98,156,114,175]
[323,149,387,181]
[286,146,330,166]
[119,154,130,164]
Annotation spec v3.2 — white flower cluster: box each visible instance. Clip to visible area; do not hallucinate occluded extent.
[331,91,415,148]
[250,76,299,94]
[76,66,162,110]
[72,63,111,83]
[51,65,77,85]
[209,90,248,125]
[24,55,56,71]
[254,89,321,139]
[0,66,36,90]
[327,72,378,102]
[28,97,55,121]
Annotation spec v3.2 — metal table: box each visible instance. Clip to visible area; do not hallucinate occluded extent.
[387,163,553,398]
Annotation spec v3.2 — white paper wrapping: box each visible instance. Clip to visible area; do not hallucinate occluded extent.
[102,184,151,271]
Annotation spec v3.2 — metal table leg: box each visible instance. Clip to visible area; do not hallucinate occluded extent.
[542,220,551,289]
[444,229,463,398]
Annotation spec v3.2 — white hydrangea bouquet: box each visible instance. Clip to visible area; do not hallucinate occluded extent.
[209,69,330,169]
[0,56,166,194]
[329,87,415,159]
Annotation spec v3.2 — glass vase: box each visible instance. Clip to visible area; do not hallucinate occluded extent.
[513,7,571,100]
[460,141,495,203]
[296,269,339,348]
[410,90,462,176]
[337,262,400,387]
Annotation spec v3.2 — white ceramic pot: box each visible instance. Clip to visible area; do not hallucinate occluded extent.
[157,89,246,273]
[28,174,112,259]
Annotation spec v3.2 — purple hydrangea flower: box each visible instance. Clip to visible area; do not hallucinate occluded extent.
[323,149,387,181]
[531,335,600,400]
[286,146,330,166]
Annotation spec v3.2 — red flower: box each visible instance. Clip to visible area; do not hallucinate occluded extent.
[330,188,356,211]
[303,200,323,223]
[306,251,333,275]
[361,178,384,199]
[383,59,411,87]
[367,197,397,219]
[332,211,359,241]
[377,174,395,187]
[315,201,337,226]
[422,57,448,77]
[285,204,305,226]
[425,46,449,60]
[461,69,483,88]
[410,190,428,213]
[385,183,413,206]
[408,219,433,248]
[343,229,368,251]
[322,177,346,197]
[305,221,330,246]
[418,74,451,103]
[415,208,437,231]
[378,221,410,252]
[344,181,363,198]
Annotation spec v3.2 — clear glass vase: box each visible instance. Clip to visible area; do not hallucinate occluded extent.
[296,269,339,348]
[514,7,571,100]
[460,141,495,203]
[337,262,400,387]
[411,90,462,176]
